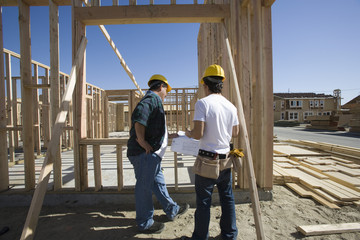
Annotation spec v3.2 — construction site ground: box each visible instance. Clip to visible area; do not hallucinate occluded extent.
[1,185,359,240]
[1,126,360,239]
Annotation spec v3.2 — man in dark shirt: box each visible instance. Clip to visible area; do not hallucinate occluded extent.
[127,74,189,234]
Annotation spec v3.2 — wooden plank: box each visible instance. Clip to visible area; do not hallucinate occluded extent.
[98,25,144,95]
[297,222,360,236]
[42,69,50,149]
[50,0,62,191]
[274,145,328,156]
[72,0,87,191]
[297,166,329,179]
[74,4,230,25]
[286,183,339,209]
[0,6,9,191]
[116,145,123,191]
[19,0,35,190]
[93,145,102,191]
[223,22,265,240]
[332,165,360,177]
[33,64,41,156]
[5,52,15,163]
[330,172,360,187]
[0,0,71,6]
[20,36,87,240]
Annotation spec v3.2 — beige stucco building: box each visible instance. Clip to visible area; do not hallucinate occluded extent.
[273,92,340,123]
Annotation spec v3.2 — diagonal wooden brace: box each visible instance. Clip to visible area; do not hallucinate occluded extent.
[20,36,87,240]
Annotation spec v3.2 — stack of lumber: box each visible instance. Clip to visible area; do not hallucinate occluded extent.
[305,115,344,131]
[283,139,360,161]
[273,143,360,208]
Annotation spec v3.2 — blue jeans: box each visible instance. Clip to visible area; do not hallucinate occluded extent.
[128,152,179,230]
[192,168,238,240]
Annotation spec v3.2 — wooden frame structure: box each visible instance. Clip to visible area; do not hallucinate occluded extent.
[0,1,275,239]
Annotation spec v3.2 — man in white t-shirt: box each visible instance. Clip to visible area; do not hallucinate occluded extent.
[182,64,239,240]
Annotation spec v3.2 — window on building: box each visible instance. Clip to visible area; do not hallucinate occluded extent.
[315,100,319,107]
[320,100,324,108]
[289,112,298,120]
[317,112,322,116]
[273,102,276,110]
[310,100,314,107]
[281,101,284,109]
[323,111,331,115]
[304,111,313,120]
[281,112,285,120]
[290,100,303,108]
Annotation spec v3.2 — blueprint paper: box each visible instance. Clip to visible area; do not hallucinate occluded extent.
[170,131,199,156]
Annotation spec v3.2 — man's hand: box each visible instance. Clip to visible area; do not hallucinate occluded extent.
[136,138,153,154]
[168,133,179,139]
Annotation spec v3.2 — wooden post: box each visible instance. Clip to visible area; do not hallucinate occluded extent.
[42,68,51,149]
[116,103,124,131]
[116,145,123,191]
[0,6,9,191]
[19,0,35,190]
[103,92,109,137]
[5,52,15,163]
[174,152,178,191]
[33,64,41,156]
[93,144,102,191]
[20,36,87,240]
[50,0,62,190]
[72,0,88,191]
[222,22,265,240]
[12,77,19,148]
[261,3,274,190]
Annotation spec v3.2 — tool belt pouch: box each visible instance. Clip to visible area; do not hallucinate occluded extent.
[219,157,232,171]
[230,154,242,172]
[193,155,220,179]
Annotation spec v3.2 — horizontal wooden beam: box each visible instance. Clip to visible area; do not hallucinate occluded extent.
[74,4,230,25]
[80,138,128,145]
[108,96,129,101]
[0,0,71,6]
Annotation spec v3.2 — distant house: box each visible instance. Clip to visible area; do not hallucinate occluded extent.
[273,92,340,123]
[341,95,360,132]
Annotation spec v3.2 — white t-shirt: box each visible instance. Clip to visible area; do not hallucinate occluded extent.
[194,94,239,154]
[155,116,168,158]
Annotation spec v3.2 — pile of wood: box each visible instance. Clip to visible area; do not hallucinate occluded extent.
[306,115,345,131]
[273,144,360,208]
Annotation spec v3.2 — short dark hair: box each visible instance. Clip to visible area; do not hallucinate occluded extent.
[149,80,167,91]
[203,76,223,93]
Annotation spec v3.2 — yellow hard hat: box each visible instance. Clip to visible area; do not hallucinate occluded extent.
[148,74,172,92]
[201,64,225,84]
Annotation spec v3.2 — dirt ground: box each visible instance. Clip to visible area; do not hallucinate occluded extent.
[1,185,360,240]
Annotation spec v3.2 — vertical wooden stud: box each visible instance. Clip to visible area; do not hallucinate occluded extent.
[93,144,101,191]
[103,92,109,138]
[0,6,9,191]
[33,64,41,156]
[5,52,15,163]
[72,0,88,191]
[42,68,50,149]
[19,0,35,190]
[50,0,62,190]
[116,145,123,191]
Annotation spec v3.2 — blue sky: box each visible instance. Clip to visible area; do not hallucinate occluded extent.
[2,0,360,104]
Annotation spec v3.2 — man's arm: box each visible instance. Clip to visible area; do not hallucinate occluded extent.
[185,121,204,140]
[134,122,153,154]
[232,125,239,137]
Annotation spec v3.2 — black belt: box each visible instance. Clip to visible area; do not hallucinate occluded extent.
[198,149,227,159]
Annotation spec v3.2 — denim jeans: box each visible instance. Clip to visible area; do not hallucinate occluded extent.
[192,168,238,240]
[128,152,179,230]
